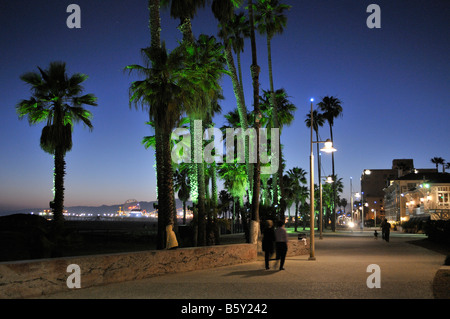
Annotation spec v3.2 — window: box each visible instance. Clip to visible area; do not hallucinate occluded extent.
[438,187,450,207]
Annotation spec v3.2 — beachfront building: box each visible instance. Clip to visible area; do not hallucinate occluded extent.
[361,159,436,225]
[383,172,450,223]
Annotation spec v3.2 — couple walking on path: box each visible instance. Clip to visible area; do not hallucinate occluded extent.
[262,220,288,271]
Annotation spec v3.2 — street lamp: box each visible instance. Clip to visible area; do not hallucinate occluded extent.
[309,98,336,260]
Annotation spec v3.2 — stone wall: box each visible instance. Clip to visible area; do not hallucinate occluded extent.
[0,239,309,299]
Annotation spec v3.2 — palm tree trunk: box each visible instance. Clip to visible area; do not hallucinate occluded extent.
[224,44,250,164]
[267,36,280,211]
[236,52,245,107]
[148,0,161,49]
[155,125,166,249]
[53,145,65,228]
[163,127,176,228]
[248,0,261,244]
[194,120,207,246]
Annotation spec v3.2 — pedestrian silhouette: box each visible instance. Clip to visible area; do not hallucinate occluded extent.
[262,220,275,270]
[274,220,288,270]
[381,218,391,242]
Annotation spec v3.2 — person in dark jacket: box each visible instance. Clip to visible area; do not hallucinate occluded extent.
[381,218,391,242]
[262,220,275,270]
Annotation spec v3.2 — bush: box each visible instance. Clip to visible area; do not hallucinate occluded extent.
[402,217,429,233]
[445,255,450,266]
[424,219,450,245]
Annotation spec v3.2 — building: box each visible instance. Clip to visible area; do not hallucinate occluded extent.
[384,172,450,222]
[361,159,436,224]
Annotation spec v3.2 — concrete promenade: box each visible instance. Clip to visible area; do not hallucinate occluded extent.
[39,229,448,300]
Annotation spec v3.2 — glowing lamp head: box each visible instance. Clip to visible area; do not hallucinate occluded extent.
[310,98,314,102]
[320,139,337,153]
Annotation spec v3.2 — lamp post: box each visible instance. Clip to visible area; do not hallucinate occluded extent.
[309,98,336,260]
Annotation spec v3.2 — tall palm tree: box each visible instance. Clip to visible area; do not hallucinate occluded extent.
[218,160,249,240]
[127,44,190,249]
[148,0,161,50]
[161,0,206,42]
[216,3,252,200]
[174,164,191,225]
[254,0,291,209]
[17,62,97,230]
[431,157,445,172]
[220,12,250,98]
[260,88,296,213]
[305,108,325,223]
[161,0,207,246]
[185,35,228,246]
[287,167,308,231]
[318,96,343,231]
[247,0,263,240]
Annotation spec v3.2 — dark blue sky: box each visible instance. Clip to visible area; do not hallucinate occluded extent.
[0,0,449,212]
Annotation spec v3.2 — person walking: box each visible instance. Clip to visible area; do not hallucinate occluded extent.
[381,218,391,243]
[262,220,275,270]
[275,220,288,270]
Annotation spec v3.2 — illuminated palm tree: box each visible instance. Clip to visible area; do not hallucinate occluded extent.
[247,0,263,236]
[318,96,343,231]
[182,34,228,245]
[216,3,252,197]
[126,43,190,249]
[254,0,291,208]
[287,167,308,231]
[17,62,97,230]
[260,88,296,212]
[219,12,250,97]
[174,164,191,225]
[218,160,249,240]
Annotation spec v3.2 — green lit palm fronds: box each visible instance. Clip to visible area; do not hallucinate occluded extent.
[17,61,97,155]
[253,0,291,40]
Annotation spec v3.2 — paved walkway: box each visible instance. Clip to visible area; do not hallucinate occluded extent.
[40,230,447,300]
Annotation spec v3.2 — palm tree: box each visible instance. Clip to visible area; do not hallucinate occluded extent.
[17,62,97,231]
[161,0,206,42]
[431,157,445,172]
[318,96,343,231]
[220,12,250,98]
[126,44,190,249]
[216,3,253,199]
[287,167,308,231]
[183,34,228,246]
[218,160,249,240]
[260,88,296,212]
[305,108,325,223]
[148,0,162,50]
[161,0,207,246]
[247,0,262,240]
[174,164,191,225]
[254,0,291,209]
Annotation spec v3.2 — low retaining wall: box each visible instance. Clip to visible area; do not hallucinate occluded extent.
[433,266,450,299]
[0,239,309,299]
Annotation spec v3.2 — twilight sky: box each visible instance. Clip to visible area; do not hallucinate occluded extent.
[0,0,449,213]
